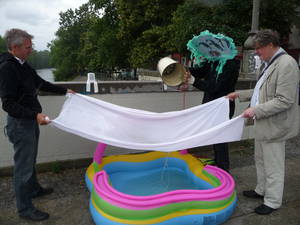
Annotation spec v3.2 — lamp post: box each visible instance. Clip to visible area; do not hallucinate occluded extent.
[240,0,261,79]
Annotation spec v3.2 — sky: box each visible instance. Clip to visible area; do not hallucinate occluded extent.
[0,0,88,51]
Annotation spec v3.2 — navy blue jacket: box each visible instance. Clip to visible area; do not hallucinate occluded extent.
[0,52,67,119]
[189,59,240,118]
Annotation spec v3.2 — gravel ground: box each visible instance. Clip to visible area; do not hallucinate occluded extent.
[0,135,299,225]
[0,166,94,225]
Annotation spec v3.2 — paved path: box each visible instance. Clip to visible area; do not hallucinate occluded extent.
[0,136,300,225]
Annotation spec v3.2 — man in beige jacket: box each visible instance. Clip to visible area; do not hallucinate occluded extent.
[227,29,299,215]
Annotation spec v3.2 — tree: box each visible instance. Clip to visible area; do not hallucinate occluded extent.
[260,0,300,41]
[115,0,184,68]
[0,36,6,54]
[79,0,129,73]
[214,0,300,45]
[49,3,96,81]
[166,0,216,55]
[165,0,300,57]
[28,50,51,69]
[49,0,300,80]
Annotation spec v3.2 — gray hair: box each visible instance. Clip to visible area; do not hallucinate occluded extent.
[4,28,34,50]
[253,29,280,48]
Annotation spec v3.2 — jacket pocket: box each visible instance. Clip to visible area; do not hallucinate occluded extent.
[270,111,289,138]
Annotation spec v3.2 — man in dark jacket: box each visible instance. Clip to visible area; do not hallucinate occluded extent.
[184,58,240,171]
[0,28,74,221]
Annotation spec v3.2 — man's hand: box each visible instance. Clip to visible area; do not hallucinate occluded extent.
[183,71,191,84]
[179,83,189,91]
[36,113,50,125]
[242,107,256,118]
[226,92,239,101]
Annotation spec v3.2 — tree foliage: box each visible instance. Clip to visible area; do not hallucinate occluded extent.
[0,36,6,54]
[115,0,184,68]
[215,0,300,45]
[28,50,51,69]
[166,0,216,55]
[79,0,129,72]
[260,0,300,39]
[49,3,96,81]
[49,0,300,80]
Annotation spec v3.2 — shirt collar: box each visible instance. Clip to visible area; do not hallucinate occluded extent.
[266,47,285,64]
[14,56,25,65]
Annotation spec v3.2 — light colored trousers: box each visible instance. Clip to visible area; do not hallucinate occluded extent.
[254,140,285,209]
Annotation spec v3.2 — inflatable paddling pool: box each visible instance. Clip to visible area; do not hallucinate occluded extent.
[85,144,237,225]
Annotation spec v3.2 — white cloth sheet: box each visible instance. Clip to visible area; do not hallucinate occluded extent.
[51,94,245,152]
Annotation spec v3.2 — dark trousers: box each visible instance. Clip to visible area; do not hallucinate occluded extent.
[213,143,229,170]
[211,100,235,171]
[6,116,42,215]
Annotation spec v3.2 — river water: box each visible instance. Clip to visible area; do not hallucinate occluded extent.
[37,68,55,82]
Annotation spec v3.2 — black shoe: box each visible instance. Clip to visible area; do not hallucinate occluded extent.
[19,208,49,221]
[243,190,264,199]
[32,187,54,198]
[254,204,276,215]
